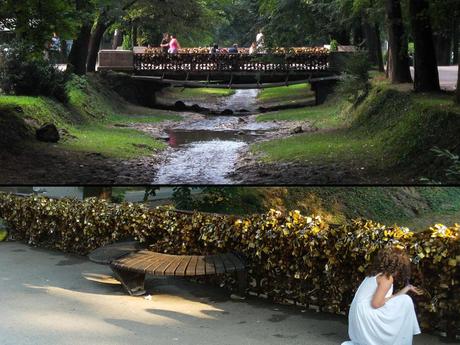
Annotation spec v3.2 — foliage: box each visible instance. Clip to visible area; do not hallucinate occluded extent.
[254,85,460,183]
[122,33,133,50]
[336,52,371,104]
[330,39,338,52]
[172,187,195,210]
[0,40,69,102]
[430,147,460,183]
[0,0,77,51]
[0,193,458,336]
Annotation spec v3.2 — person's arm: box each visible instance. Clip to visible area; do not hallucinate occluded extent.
[177,40,181,49]
[372,275,423,309]
[371,274,394,309]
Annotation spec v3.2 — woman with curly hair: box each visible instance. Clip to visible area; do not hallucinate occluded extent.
[342,246,423,345]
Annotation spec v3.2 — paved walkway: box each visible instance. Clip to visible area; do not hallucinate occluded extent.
[410,65,458,91]
[0,242,452,345]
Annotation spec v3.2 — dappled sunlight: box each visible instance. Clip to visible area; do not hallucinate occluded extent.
[82,272,121,285]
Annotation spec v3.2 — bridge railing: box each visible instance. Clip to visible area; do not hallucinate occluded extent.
[133,49,330,74]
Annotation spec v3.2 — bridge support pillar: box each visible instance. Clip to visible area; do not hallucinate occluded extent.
[311,80,338,105]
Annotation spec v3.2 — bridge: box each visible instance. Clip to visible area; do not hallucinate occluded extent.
[98,47,351,104]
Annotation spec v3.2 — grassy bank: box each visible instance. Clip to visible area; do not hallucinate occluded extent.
[257,83,314,105]
[158,86,234,102]
[256,99,346,129]
[184,187,460,231]
[0,74,181,159]
[253,83,460,181]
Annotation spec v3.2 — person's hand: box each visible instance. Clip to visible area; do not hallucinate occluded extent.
[407,285,424,295]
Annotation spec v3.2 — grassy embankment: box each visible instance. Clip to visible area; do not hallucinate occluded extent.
[258,83,312,103]
[252,77,460,181]
[0,74,181,159]
[157,86,234,103]
[184,187,460,231]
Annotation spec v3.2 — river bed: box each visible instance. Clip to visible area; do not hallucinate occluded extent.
[153,89,281,184]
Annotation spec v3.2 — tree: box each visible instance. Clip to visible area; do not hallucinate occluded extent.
[0,0,76,52]
[68,0,95,75]
[82,187,112,200]
[385,0,412,83]
[409,0,440,92]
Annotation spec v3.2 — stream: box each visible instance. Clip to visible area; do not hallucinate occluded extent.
[153,89,278,184]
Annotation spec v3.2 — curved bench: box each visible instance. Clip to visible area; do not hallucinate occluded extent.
[89,242,247,296]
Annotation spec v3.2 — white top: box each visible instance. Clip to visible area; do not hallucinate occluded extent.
[343,275,421,345]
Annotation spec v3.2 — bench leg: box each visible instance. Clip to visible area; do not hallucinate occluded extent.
[111,266,146,296]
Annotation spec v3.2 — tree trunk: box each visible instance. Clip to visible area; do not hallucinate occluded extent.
[375,24,385,72]
[83,187,112,200]
[385,0,412,83]
[409,0,440,92]
[68,24,92,75]
[363,21,378,66]
[87,18,112,73]
[434,32,452,66]
[453,18,459,65]
[112,29,122,49]
[132,22,138,48]
[68,0,93,75]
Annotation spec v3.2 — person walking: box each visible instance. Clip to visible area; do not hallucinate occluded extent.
[49,32,61,64]
[341,246,423,345]
[256,30,265,53]
[160,33,170,54]
[228,44,239,54]
[168,34,181,54]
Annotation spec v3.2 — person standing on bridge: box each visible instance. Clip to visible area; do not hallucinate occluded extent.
[168,34,181,54]
[160,33,170,54]
[256,30,265,53]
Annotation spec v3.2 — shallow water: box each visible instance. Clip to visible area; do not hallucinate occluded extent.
[153,89,277,184]
[154,140,247,184]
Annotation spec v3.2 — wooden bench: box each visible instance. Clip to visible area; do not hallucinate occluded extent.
[89,242,248,297]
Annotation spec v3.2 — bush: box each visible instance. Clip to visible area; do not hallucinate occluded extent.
[0,40,69,102]
[0,193,458,337]
[337,52,371,105]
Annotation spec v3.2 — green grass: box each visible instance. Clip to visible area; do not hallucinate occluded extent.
[0,95,74,128]
[162,87,235,100]
[0,75,179,159]
[62,125,165,159]
[256,100,346,129]
[255,129,378,163]
[257,83,313,104]
[106,112,181,124]
[253,85,460,180]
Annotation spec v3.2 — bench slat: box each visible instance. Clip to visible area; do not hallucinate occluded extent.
[227,253,246,271]
[212,255,226,274]
[174,256,192,276]
[152,255,179,275]
[185,256,199,276]
[164,256,186,275]
[195,256,206,275]
[115,250,154,267]
[120,251,161,271]
[204,256,216,275]
[141,254,169,273]
[221,253,237,272]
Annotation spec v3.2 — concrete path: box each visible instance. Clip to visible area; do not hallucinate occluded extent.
[411,65,458,91]
[0,242,453,345]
